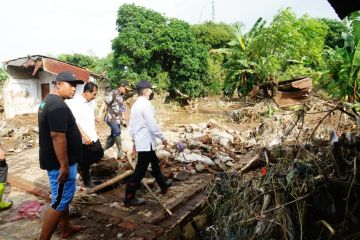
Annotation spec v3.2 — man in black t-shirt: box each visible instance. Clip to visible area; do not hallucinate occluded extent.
[38,71,85,240]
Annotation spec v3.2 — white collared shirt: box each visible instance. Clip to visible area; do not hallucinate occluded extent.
[128,96,164,151]
[66,95,98,142]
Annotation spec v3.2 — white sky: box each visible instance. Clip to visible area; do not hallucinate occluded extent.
[0,0,338,62]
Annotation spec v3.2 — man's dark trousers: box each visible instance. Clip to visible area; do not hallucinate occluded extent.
[125,149,167,200]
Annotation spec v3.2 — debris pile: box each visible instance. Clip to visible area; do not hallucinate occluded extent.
[248,77,313,108]
[0,112,39,154]
[206,103,360,240]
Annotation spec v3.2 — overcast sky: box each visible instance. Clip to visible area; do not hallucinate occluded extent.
[0,0,338,63]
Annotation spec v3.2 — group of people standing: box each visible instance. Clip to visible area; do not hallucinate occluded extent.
[36,71,172,239]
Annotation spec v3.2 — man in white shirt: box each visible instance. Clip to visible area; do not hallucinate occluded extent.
[124,80,173,207]
[66,82,104,187]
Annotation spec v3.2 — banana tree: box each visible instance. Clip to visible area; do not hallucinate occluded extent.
[212,18,265,97]
[326,12,360,101]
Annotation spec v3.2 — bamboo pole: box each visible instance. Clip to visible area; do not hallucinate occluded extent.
[87,169,133,194]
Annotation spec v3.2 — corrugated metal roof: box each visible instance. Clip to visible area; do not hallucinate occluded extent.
[5,55,89,82]
[5,55,42,67]
[43,58,89,82]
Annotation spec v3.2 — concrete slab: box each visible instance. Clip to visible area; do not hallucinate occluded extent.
[5,147,50,199]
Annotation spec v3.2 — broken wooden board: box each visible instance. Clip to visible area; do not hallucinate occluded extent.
[274,89,310,107]
[278,77,312,91]
[274,77,312,108]
[86,173,213,239]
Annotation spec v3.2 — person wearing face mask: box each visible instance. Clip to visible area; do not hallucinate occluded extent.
[66,82,104,188]
[124,80,173,207]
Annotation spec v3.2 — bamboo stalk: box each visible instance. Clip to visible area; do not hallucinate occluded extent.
[87,170,133,194]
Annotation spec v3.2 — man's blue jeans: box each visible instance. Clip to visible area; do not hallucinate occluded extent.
[106,121,121,137]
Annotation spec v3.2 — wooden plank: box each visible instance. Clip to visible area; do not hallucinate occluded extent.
[290,77,312,89]
[157,192,208,230]
[145,174,213,224]
[274,89,311,107]
[7,174,50,200]
[276,89,310,99]
[278,77,312,91]
[274,97,309,107]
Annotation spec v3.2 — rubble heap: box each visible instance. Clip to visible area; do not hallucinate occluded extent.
[206,103,360,240]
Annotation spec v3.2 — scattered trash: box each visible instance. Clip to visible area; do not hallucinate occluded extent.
[5,200,44,222]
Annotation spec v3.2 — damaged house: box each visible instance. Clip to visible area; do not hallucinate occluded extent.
[2,55,103,119]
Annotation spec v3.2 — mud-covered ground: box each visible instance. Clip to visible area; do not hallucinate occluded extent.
[0,95,353,240]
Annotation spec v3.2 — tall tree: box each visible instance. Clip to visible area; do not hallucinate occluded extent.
[112,4,209,100]
[213,18,266,96]
[191,21,235,95]
[246,8,327,84]
[191,21,234,49]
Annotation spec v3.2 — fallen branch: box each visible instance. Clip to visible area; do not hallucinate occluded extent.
[317,220,335,236]
[240,194,311,224]
[236,154,260,174]
[308,107,337,141]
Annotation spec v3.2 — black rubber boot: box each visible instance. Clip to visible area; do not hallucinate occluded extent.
[79,169,94,188]
[124,182,144,207]
[160,179,173,194]
[123,197,145,207]
[104,135,115,149]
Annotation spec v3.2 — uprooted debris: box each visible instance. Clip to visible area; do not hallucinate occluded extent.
[0,114,39,153]
[248,77,313,108]
[6,94,360,239]
[205,102,360,240]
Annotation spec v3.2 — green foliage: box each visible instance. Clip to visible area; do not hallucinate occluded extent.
[112,4,209,99]
[214,18,265,96]
[190,22,233,96]
[58,53,114,82]
[206,56,226,95]
[320,18,347,49]
[279,63,321,82]
[217,8,328,97]
[0,66,8,82]
[92,53,114,76]
[191,21,234,49]
[153,72,170,91]
[322,12,360,101]
[250,9,328,78]
[58,53,98,70]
